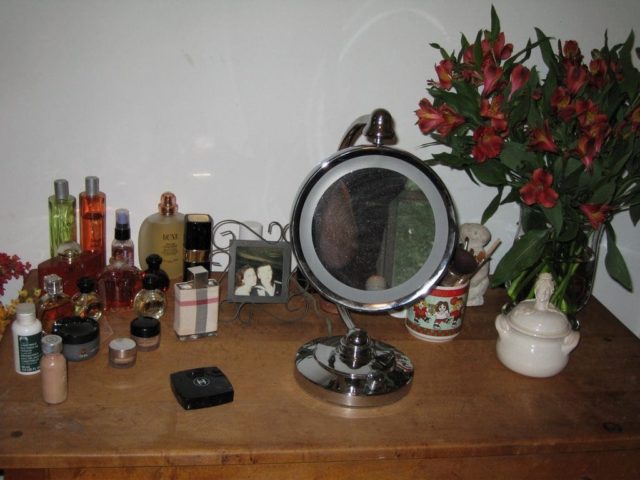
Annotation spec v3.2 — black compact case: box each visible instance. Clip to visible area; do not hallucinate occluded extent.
[170,366,234,410]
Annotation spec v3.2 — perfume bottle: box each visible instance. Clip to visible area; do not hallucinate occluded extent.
[138,192,185,279]
[97,256,141,311]
[142,254,170,292]
[183,214,212,281]
[49,179,77,257]
[37,274,74,334]
[37,241,103,297]
[133,274,166,319]
[79,176,106,267]
[71,276,104,321]
[111,208,135,267]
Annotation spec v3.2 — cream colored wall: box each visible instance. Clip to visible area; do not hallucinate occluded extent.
[0,0,638,335]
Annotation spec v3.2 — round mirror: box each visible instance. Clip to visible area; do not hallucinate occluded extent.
[291,145,456,313]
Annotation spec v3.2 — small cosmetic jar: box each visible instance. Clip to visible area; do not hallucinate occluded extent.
[52,316,100,362]
[108,337,137,369]
[130,316,161,352]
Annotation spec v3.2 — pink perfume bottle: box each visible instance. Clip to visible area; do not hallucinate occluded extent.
[98,257,142,311]
[111,209,135,267]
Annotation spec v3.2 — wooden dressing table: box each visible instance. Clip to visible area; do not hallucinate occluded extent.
[1,277,639,479]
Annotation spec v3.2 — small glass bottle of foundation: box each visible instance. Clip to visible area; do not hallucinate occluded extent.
[71,276,104,321]
[130,316,161,352]
[133,274,166,319]
[37,274,74,334]
[108,337,137,368]
[142,254,170,292]
[40,335,67,404]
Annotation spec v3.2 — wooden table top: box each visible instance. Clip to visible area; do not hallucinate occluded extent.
[1,278,639,473]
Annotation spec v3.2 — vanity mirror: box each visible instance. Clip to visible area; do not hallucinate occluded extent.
[291,109,457,407]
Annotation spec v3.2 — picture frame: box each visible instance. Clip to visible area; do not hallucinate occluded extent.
[227,240,291,304]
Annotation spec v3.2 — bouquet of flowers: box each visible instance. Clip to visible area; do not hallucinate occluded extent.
[0,252,33,338]
[416,7,639,313]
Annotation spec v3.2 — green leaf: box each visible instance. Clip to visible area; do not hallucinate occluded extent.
[490,5,500,40]
[428,152,470,169]
[604,223,633,291]
[630,203,640,225]
[591,182,616,204]
[429,42,452,60]
[470,160,506,186]
[481,188,503,224]
[534,28,559,78]
[500,141,537,172]
[491,229,549,286]
[542,203,563,234]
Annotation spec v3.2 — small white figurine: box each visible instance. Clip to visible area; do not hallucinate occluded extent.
[459,223,491,306]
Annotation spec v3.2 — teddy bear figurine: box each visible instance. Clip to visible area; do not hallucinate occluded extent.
[459,223,492,307]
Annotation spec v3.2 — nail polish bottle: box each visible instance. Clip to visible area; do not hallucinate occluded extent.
[49,179,77,257]
[111,209,135,267]
[37,274,74,334]
[142,254,170,292]
[138,192,185,279]
[182,214,212,281]
[79,176,107,267]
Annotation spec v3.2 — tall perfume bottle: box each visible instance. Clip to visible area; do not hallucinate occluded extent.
[111,208,135,267]
[183,214,212,281]
[98,256,141,311]
[37,274,74,334]
[142,254,170,292]
[37,241,102,296]
[138,192,185,280]
[79,176,106,267]
[133,274,166,319]
[71,276,105,321]
[49,179,77,257]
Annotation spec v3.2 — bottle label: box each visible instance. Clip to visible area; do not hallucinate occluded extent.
[17,333,42,373]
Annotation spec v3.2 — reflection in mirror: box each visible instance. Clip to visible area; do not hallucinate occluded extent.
[312,168,434,291]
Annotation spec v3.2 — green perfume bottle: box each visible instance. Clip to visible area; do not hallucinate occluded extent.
[49,179,77,257]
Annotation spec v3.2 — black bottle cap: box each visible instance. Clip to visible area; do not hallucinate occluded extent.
[146,254,163,269]
[184,214,212,250]
[143,273,159,290]
[131,316,161,338]
[114,208,131,241]
[77,276,96,294]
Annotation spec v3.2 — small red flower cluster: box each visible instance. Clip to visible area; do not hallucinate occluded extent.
[0,253,31,299]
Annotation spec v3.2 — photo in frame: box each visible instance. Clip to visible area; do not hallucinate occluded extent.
[227,240,291,304]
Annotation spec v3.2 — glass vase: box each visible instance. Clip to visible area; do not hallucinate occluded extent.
[506,206,604,321]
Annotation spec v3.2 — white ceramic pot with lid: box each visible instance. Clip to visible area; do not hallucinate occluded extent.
[495,273,580,378]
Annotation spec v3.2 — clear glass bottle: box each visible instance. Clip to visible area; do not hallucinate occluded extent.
[71,276,104,321]
[111,208,135,267]
[98,256,141,311]
[37,274,74,334]
[138,192,185,280]
[49,179,77,257]
[37,241,102,297]
[133,274,166,319]
[79,176,107,268]
[142,254,170,292]
[12,303,42,375]
[40,335,67,404]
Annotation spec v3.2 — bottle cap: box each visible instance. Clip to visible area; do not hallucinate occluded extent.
[15,303,36,324]
[143,273,159,290]
[85,176,100,196]
[158,192,178,215]
[54,179,69,201]
[76,276,96,294]
[145,253,163,269]
[184,214,212,250]
[44,274,64,296]
[114,208,131,241]
[56,241,82,260]
[42,334,64,355]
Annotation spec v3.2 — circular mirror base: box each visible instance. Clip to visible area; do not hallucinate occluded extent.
[294,332,413,407]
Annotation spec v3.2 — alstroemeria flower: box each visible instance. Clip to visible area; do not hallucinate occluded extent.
[482,32,513,62]
[415,98,444,134]
[480,95,507,132]
[575,99,608,130]
[629,105,640,134]
[528,121,558,153]
[580,203,611,230]
[471,126,504,162]
[565,63,589,95]
[438,105,465,136]
[562,40,583,64]
[589,58,609,89]
[481,63,503,96]
[550,87,576,122]
[434,59,454,90]
[575,134,601,171]
[508,64,530,100]
[519,168,559,208]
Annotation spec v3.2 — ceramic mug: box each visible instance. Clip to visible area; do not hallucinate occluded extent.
[405,281,469,342]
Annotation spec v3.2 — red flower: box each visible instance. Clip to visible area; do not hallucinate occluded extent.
[575,134,604,171]
[482,62,503,96]
[438,105,465,136]
[580,204,611,230]
[629,105,640,134]
[562,40,583,65]
[528,121,558,153]
[482,32,513,62]
[509,64,530,100]
[415,98,444,134]
[519,168,559,208]
[550,87,576,122]
[480,95,507,132]
[434,59,454,90]
[471,126,504,162]
[565,63,589,95]
[589,58,609,89]
[575,99,608,130]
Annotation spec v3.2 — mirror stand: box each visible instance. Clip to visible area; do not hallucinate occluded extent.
[294,305,413,407]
